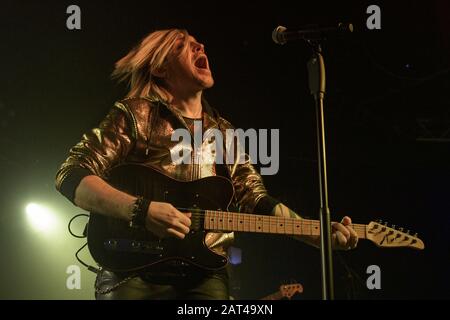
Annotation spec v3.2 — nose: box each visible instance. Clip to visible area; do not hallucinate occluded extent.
[193,42,205,54]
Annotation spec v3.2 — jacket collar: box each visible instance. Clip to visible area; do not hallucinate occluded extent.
[152,95,220,131]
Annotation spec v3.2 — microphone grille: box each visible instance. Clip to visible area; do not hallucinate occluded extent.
[272,26,287,45]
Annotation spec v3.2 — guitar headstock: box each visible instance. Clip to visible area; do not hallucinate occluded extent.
[279,283,303,299]
[366,221,425,250]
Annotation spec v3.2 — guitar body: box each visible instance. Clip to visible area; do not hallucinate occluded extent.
[87,164,234,273]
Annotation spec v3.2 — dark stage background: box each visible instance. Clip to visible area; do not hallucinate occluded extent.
[0,0,449,299]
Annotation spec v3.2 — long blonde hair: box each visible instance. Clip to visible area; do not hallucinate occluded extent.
[112,28,189,101]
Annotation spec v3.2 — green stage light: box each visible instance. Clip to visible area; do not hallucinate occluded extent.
[26,203,57,232]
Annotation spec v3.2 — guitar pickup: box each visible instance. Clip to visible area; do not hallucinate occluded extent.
[104,239,164,254]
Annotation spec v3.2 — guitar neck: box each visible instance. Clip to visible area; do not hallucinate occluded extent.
[202,210,367,239]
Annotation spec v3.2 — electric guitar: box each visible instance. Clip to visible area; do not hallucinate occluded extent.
[87,164,425,273]
[261,283,303,300]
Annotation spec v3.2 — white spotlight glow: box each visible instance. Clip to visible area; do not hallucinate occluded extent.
[26,203,57,232]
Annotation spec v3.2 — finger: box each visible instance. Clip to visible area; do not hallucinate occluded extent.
[163,219,190,235]
[347,227,358,248]
[341,216,358,248]
[158,213,190,235]
[173,221,190,235]
[348,234,358,249]
[166,228,186,239]
[183,212,192,226]
[175,209,192,227]
[341,216,352,226]
[347,224,358,239]
[332,222,350,239]
[335,231,348,248]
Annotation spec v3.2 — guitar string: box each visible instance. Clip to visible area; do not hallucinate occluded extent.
[188,211,367,229]
[191,212,420,241]
[189,215,368,229]
[180,207,366,229]
[192,212,416,242]
[187,211,368,236]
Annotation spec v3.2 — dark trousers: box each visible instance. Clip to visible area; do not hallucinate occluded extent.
[95,268,230,300]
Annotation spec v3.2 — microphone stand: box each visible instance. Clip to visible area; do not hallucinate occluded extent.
[306,41,334,300]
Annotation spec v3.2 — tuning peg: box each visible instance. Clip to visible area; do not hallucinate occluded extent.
[384,221,389,226]
[406,230,410,235]
[391,224,396,229]
[377,219,383,224]
[413,233,418,237]
[398,227,404,232]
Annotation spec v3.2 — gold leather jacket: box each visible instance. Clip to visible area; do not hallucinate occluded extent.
[56,97,275,257]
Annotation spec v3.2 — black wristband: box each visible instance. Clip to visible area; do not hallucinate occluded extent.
[129,196,151,228]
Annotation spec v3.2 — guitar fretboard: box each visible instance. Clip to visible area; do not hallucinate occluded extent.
[202,210,367,238]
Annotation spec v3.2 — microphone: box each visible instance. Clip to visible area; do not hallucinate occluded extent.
[272,23,353,45]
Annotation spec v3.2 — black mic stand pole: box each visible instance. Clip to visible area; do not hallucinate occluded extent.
[306,41,334,300]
